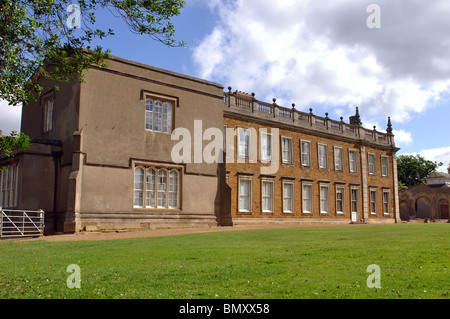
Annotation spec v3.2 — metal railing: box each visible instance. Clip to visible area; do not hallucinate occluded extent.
[1,208,45,238]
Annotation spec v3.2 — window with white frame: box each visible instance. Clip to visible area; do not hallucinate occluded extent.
[282,180,294,213]
[349,150,358,172]
[145,97,173,133]
[168,170,179,209]
[238,176,252,212]
[351,188,359,213]
[319,184,329,214]
[383,190,390,215]
[0,163,19,208]
[336,186,344,215]
[281,137,293,164]
[157,170,168,208]
[334,147,343,171]
[43,98,54,132]
[237,127,251,159]
[145,100,153,130]
[146,168,156,208]
[302,182,313,214]
[318,143,328,169]
[301,140,311,167]
[370,188,377,215]
[134,166,179,209]
[368,153,376,175]
[134,167,144,207]
[260,131,272,162]
[381,156,389,177]
[261,179,274,213]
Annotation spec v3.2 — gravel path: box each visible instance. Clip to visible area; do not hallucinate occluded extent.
[38,222,358,242]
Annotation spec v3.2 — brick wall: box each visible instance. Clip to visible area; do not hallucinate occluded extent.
[224,116,398,223]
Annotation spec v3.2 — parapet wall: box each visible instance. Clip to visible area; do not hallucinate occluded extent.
[223,89,396,149]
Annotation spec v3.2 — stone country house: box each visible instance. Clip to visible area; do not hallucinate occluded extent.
[0,55,401,233]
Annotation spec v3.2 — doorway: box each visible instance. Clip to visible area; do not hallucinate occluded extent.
[351,188,359,223]
[415,197,431,219]
[439,199,449,219]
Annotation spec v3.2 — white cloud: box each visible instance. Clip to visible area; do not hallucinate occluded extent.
[419,147,450,173]
[0,100,22,135]
[393,130,413,147]
[193,0,450,124]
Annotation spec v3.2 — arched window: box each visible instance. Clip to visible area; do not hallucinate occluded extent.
[0,168,4,206]
[4,168,10,207]
[9,164,16,207]
[169,170,179,209]
[134,167,144,208]
[157,170,167,208]
[144,97,174,133]
[415,197,431,219]
[154,101,163,132]
[163,102,172,133]
[145,99,153,130]
[0,164,19,208]
[400,200,409,221]
[43,98,54,132]
[439,199,449,219]
[134,166,180,210]
[146,168,156,208]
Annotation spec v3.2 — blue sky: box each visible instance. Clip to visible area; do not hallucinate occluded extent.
[1,0,449,171]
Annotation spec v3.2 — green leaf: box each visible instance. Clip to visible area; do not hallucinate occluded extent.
[0,0,186,105]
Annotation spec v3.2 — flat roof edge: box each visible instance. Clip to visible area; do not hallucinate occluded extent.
[105,54,224,90]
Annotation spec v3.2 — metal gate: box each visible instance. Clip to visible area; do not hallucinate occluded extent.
[1,208,45,238]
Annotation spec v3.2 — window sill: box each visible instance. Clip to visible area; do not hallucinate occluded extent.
[237,211,253,215]
[282,162,294,166]
[145,129,173,135]
[133,207,181,212]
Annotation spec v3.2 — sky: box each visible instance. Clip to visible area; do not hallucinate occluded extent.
[1,0,449,171]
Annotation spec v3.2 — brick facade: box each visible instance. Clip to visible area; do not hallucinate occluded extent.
[223,90,400,224]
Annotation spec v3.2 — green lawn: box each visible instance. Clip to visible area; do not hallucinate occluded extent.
[0,224,448,299]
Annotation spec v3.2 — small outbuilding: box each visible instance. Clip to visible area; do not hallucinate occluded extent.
[399,172,450,221]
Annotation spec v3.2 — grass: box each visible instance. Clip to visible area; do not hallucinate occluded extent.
[0,224,448,299]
